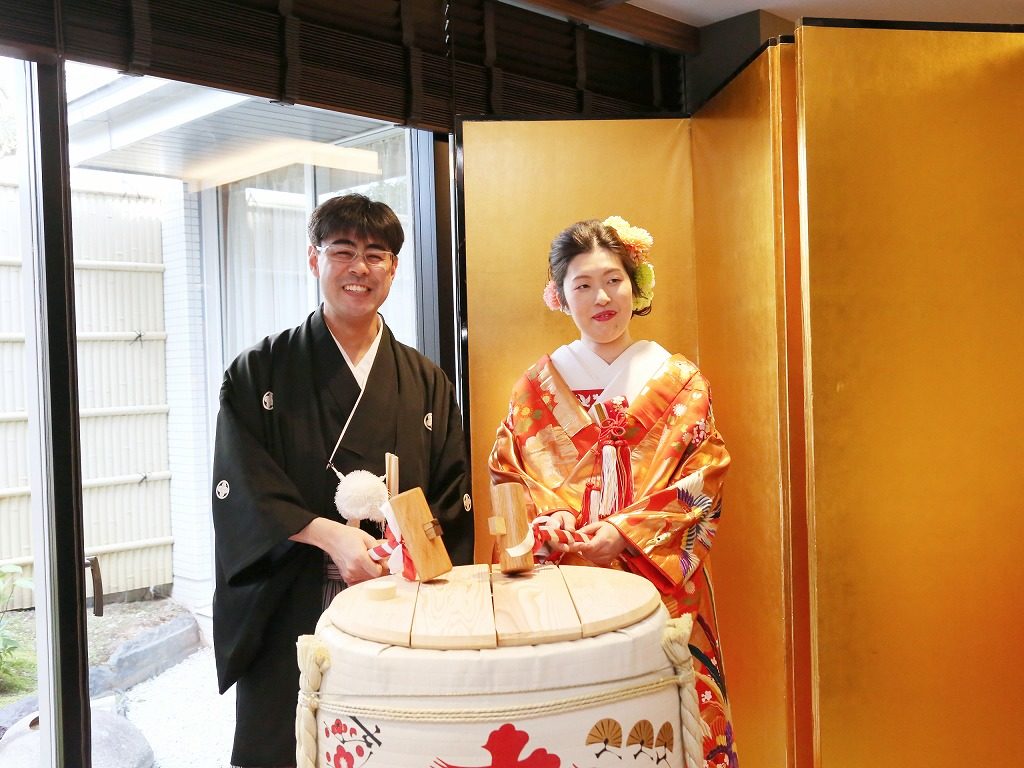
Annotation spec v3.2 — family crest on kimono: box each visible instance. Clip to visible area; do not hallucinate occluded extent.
[489,216,739,767]
[211,194,473,768]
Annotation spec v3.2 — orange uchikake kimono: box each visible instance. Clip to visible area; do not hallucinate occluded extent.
[489,343,738,767]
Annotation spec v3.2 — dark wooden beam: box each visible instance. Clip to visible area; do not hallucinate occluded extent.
[576,0,631,9]
[515,0,699,53]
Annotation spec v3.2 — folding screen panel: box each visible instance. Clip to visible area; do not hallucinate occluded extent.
[797,23,1024,767]
[691,40,811,768]
[459,117,694,563]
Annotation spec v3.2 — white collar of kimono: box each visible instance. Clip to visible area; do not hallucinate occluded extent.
[329,314,384,390]
[324,315,385,472]
[551,339,670,406]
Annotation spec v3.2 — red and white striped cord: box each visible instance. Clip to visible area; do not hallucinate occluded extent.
[505,516,591,558]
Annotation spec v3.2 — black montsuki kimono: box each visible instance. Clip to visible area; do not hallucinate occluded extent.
[211,308,473,767]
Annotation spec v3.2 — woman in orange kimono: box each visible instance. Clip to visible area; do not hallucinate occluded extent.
[489,217,738,768]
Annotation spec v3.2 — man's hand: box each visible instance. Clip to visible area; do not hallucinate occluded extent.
[290,517,385,585]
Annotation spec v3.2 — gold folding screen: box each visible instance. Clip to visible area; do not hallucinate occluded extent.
[457,21,1024,768]
[796,25,1024,766]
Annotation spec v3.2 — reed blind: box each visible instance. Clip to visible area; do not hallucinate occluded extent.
[0,0,684,131]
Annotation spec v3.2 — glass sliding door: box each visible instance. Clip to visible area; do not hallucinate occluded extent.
[67,60,432,766]
[0,54,47,745]
[315,128,420,348]
[0,55,92,767]
[2,52,439,765]
[220,165,314,358]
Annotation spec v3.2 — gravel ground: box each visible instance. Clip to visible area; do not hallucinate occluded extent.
[1,597,194,715]
[0,597,191,672]
[2,598,238,766]
[121,646,236,768]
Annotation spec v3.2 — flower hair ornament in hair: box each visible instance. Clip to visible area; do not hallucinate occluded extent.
[542,280,566,312]
[602,215,655,312]
[542,215,656,312]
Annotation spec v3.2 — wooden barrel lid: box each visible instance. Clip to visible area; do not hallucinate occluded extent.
[323,563,661,650]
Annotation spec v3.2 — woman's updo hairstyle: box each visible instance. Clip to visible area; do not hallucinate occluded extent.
[548,219,652,317]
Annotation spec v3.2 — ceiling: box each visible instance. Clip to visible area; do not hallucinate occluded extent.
[62,63,388,185]
[630,0,1024,26]
[516,0,1022,55]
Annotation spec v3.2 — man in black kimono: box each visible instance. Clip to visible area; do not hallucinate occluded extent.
[211,194,473,767]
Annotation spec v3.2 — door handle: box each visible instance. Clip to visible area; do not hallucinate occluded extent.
[84,556,103,617]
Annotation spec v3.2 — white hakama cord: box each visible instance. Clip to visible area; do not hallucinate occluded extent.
[323,316,385,609]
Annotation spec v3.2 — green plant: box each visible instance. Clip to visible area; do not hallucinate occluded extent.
[0,564,33,668]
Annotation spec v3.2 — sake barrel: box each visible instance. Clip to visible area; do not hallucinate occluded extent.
[295,564,703,768]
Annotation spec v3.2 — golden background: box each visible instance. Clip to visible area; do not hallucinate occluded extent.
[461,117,695,564]
[797,25,1024,766]
[457,23,1024,766]
[692,41,811,768]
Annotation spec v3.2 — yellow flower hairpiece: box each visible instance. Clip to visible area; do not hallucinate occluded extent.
[602,216,654,263]
[603,216,655,311]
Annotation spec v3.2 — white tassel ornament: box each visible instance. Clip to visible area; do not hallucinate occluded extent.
[598,444,618,519]
[333,469,388,524]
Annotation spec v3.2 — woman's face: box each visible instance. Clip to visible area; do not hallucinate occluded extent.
[562,247,633,352]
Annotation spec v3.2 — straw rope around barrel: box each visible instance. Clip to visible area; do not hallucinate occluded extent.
[662,616,705,768]
[301,673,680,724]
[296,635,331,768]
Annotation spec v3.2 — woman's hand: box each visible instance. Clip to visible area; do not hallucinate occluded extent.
[571,521,629,566]
[544,509,579,553]
[547,509,578,530]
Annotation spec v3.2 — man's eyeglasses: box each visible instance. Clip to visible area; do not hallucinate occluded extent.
[315,244,393,269]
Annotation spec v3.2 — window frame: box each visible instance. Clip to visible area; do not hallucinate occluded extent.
[19,56,94,768]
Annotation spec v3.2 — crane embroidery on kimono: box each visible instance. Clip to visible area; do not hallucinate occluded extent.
[675,469,717,577]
